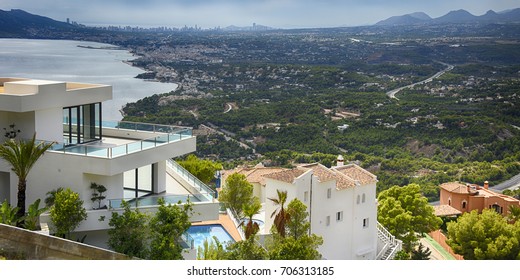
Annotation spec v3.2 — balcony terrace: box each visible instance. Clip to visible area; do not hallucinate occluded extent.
[35,120,197,177]
[47,120,193,158]
[40,159,220,233]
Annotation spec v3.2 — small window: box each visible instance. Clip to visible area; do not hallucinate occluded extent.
[327,188,331,199]
[326,216,330,226]
[362,193,366,203]
[462,201,467,209]
[363,218,369,228]
[336,211,343,222]
[304,191,308,202]
[356,195,360,204]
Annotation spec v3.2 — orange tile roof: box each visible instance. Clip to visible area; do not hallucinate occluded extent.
[433,205,462,217]
[335,173,356,190]
[299,163,336,182]
[334,164,377,184]
[222,167,288,186]
[263,163,377,190]
[440,182,468,193]
[441,181,520,203]
[263,169,308,183]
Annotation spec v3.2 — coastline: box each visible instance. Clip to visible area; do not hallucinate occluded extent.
[0,38,178,121]
[77,44,125,50]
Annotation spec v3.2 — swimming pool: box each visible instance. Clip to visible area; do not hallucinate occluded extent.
[186,224,235,250]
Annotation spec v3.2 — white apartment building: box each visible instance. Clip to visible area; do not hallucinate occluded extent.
[0,78,218,251]
[224,156,401,260]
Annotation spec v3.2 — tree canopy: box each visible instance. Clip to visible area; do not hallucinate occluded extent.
[108,198,193,259]
[447,209,520,260]
[49,188,87,239]
[218,173,254,218]
[225,237,268,260]
[149,198,193,260]
[177,154,223,185]
[377,183,442,251]
[108,200,149,259]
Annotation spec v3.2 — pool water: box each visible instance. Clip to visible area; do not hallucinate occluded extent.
[187,224,235,250]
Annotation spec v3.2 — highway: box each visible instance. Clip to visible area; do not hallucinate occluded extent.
[386,62,454,100]
[491,173,520,193]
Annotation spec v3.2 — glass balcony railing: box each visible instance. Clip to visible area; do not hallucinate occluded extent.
[167,159,216,202]
[101,120,187,134]
[108,194,198,209]
[180,231,195,250]
[46,121,192,158]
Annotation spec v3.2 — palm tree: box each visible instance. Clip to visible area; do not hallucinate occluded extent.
[239,198,262,239]
[44,187,64,208]
[507,205,520,224]
[0,133,54,222]
[268,189,290,238]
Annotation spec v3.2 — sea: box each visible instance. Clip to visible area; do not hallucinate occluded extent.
[0,39,177,120]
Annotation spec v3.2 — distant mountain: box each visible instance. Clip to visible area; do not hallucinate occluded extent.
[376,12,431,25]
[0,9,79,37]
[408,12,432,21]
[433,9,477,23]
[376,8,520,26]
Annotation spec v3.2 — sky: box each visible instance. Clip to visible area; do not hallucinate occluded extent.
[2,0,520,29]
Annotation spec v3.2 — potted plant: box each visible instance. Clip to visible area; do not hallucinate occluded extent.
[90,182,107,209]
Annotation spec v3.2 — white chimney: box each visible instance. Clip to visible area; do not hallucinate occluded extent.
[337,155,344,167]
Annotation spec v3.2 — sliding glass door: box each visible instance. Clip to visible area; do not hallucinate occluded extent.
[63,103,101,145]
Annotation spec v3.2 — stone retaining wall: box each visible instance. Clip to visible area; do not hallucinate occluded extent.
[0,223,131,260]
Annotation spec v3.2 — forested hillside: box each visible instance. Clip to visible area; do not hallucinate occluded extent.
[119,24,520,201]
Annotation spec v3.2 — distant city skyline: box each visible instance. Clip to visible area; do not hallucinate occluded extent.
[2,0,519,29]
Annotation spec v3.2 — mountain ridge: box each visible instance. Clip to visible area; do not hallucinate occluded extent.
[376,8,520,26]
[0,9,79,37]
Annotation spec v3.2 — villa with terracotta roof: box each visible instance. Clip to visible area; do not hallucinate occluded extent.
[221,166,288,203]
[222,156,402,260]
[439,181,520,216]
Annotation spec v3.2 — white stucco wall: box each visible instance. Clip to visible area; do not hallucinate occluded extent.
[34,108,63,142]
[263,177,299,235]
[351,182,378,259]
[262,168,378,260]
[0,81,111,113]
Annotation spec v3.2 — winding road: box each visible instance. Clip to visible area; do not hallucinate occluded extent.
[224,103,233,113]
[491,173,520,193]
[386,62,454,100]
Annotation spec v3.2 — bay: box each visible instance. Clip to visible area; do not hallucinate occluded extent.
[0,39,176,120]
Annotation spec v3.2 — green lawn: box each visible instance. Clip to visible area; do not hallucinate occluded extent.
[423,235,456,260]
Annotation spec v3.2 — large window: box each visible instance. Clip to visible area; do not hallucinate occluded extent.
[124,164,155,199]
[63,103,101,145]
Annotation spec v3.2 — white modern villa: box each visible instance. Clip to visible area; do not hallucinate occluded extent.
[0,78,219,254]
[223,156,402,260]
